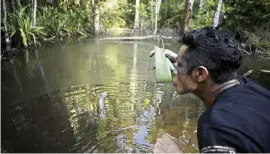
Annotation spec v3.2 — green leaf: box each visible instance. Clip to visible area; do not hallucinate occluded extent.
[29,32,37,45]
[19,28,28,47]
[76,29,87,36]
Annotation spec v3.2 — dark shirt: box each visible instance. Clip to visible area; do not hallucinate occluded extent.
[197,76,270,153]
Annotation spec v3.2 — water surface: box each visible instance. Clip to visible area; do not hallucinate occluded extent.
[2,40,205,152]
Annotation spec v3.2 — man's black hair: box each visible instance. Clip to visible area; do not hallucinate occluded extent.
[181,26,243,83]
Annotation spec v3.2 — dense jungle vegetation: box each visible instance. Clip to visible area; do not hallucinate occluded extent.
[1,0,270,58]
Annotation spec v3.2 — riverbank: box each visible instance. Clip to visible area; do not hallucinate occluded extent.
[2,28,270,61]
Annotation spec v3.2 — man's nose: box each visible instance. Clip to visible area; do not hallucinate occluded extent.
[173,68,177,75]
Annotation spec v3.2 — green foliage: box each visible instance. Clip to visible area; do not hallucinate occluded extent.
[5,0,94,49]
[189,0,217,29]
[37,5,92,38]
[223,0,270,49]
[224,0,270,32]
[4,0,270,54]
[100,1,131,29]
[7,5,46,47]
[159,0,185,29]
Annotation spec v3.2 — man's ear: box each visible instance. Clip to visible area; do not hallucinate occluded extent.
[191,66,209,82]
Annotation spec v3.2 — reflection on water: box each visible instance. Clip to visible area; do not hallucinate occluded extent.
[1,40,203,152]
[9,59,24,97]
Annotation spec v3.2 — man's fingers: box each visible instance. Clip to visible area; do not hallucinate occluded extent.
[164,49,177,63]
[164,49,177,58]
[150,49,177,59]
[166,56,177,63]
[149,50,155,57]
[165,58,174,71]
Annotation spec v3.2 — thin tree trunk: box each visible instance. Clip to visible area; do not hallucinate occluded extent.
[150,0,154,29]
[199,0,204,10]
[2,0,12,51]
[33,0,37,26]
[180,0,194,35]
[11,0,16,12]
[212,0,223,28]
[93,0,100,35]
[134,0,140,30]
[153,0,162,35]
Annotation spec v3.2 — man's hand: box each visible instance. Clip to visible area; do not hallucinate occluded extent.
[153,133,183,153]
[150,49,177,63]
[149,48,177,70]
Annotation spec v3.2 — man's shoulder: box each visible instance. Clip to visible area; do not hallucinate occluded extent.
[236,76,270,97]
[215,76,270,111]
[197,76,270,152]
[199,76,270,127]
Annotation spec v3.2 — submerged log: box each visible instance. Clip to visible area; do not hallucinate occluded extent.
[243,70,253,77]
[99,35,174,41]
[240,48,252,55]
[260,69,270,73]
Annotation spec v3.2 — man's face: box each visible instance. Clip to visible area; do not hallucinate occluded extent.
[172,45,198,94]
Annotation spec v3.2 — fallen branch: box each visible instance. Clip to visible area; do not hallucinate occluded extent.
[260,69,270,73]
[243,70,253,77]
[99,35,174,41]
[256,49,270,58]
[107,40,173,46]
[240,48,252,55]
[43,36,56,41]
[256,45,269,52]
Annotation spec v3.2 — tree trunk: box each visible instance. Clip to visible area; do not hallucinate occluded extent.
[150,0,154,29]
[199,0,204,10]
[16,0,21,8]
[11,0,16,12]
[153,0,162,35]
[33,0,37,26]
[180,0,194,36]
[134,0,140,30]
[92,0,100,35]
[212,0,223,28]
[2,0,11,51]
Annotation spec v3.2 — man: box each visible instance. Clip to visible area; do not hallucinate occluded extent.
[152,27,270,153]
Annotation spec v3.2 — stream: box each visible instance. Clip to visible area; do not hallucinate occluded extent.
[1,39,270,152]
